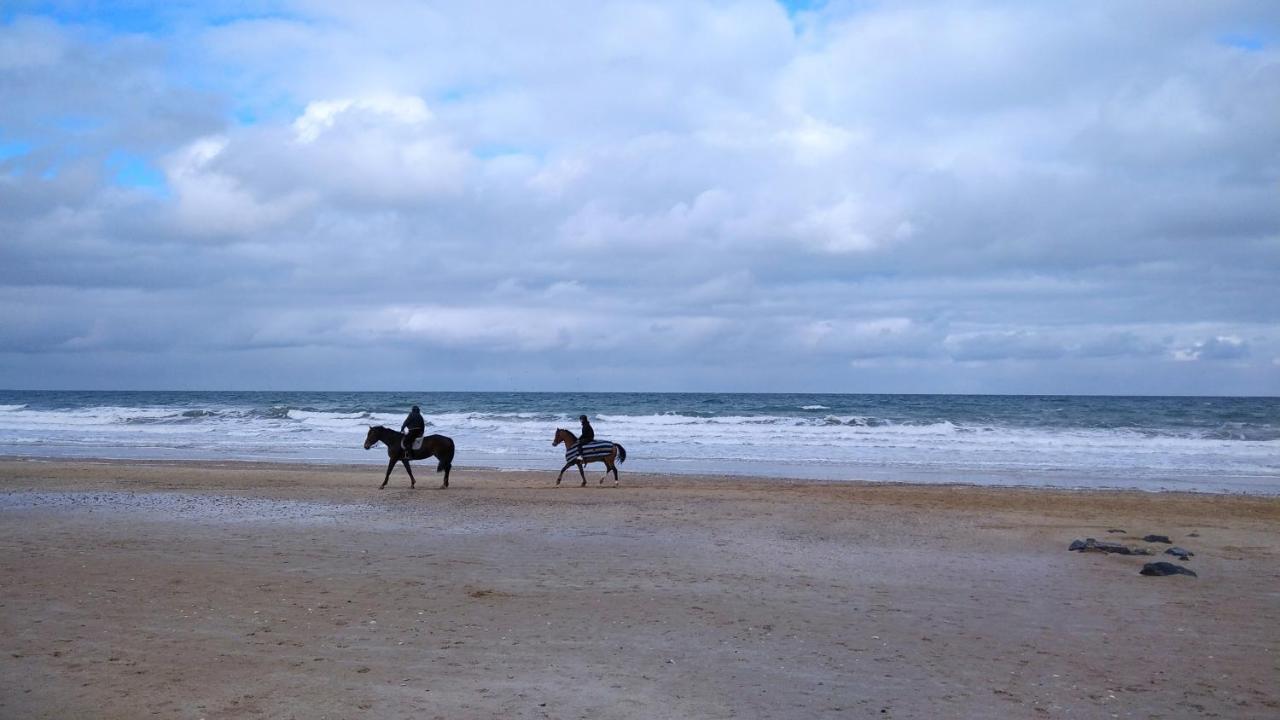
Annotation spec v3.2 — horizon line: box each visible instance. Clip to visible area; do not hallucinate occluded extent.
[2,388,1277,400]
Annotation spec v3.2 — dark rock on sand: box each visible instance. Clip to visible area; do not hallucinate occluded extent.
[1165,547,1194,560]
[1106,529,1126,534]
[1140,562,1197,577]
[1143,535,1173,544]
[1068,538,1153,556]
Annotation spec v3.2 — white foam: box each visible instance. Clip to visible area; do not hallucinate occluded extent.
[0,403,1276,492]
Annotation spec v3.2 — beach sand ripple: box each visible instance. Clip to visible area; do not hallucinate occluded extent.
[1,459,1277,719]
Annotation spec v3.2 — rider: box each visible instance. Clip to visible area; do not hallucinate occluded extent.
[401,405,425,454]
[578,414,595,448]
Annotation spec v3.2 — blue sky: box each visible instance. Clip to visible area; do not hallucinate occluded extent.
[1,1,1278,394]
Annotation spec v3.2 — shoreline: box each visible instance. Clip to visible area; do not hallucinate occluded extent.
[3,453,1277,498]
[6,458,1278,532]
[2,459,1278,718]
[3,390,1275,495]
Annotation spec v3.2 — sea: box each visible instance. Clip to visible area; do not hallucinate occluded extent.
[0,391,1276,494]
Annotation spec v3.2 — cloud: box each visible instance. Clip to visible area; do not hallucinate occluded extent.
[1077,332,1168,359]
[292,96,434,143]
[945,330,1067,362]
[1173,335,1251,362]
[163,134,315,237]
[1,1,1278,393]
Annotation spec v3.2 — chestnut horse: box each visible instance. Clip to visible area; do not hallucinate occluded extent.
[552,428,627,487]
[363,425,454,489]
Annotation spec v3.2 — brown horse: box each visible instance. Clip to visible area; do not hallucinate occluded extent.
[552,428,626,487]
[363,425,454,489]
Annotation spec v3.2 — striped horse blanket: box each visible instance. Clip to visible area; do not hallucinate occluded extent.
[565,439,616,462]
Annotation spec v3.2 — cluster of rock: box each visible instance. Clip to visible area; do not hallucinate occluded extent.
[1068,530,1198,578]
[1068,537,1152,555]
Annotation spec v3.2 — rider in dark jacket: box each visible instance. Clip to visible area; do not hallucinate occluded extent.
[401,405,425,453]
[578,414,595,447]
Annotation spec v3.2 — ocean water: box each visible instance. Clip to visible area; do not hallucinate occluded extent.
[0,391,1276,494]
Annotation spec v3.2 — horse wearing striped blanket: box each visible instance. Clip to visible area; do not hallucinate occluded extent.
[552,428,627,487]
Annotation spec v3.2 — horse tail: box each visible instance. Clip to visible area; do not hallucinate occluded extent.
[614,443,626,463]
[437,437,455,473]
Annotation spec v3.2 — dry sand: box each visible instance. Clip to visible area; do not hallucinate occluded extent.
[1,458,1277,719]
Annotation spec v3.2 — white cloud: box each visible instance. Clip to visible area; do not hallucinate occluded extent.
[293,95,434,143]
[2,1,1278,392]
[557,188,737,250]
[791,197,878,254]
[799,317,940,359]
[527,156,588,197]
[777,113,860,163]
[164,135,315,237]
[1173,335,1250,362]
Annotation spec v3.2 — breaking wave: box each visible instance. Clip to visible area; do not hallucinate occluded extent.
[0,391,1275,492]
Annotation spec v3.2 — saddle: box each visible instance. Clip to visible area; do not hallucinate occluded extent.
[404,435,427,451]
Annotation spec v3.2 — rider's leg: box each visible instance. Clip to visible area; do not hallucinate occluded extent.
[402,430,417,453]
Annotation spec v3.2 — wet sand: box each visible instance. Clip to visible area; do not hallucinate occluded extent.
[1,458,1277,719]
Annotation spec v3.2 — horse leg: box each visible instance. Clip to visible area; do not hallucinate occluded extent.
[418,451,433,488]
[578,460,587,487]
[380,457,397,489]
[422,451,445,489]
[556,460,575,486]
[438,442,455,489]
[402,458,417,488]
[611,461,620,487]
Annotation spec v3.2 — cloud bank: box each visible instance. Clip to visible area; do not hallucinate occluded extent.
[1,1,1278,393]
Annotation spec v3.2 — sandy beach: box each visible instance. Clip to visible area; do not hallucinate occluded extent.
[1,459,1277,719]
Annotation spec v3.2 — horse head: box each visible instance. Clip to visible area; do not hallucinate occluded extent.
[552,428,570,447]
[363,426,382,450]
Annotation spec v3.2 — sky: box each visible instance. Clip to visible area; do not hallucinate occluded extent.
[1,1,1278,394]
